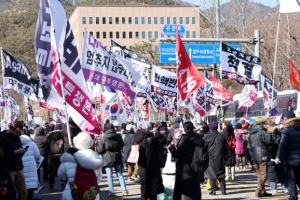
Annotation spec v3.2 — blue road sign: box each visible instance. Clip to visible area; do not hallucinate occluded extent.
[160,24,187,37]
[159,43,241,64]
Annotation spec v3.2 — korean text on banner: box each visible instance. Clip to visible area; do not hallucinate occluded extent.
[34,0,100,134]
[221,43,262,85]
[192,86,212,117]
[238,85,258,110]
[176,29,205,101]
[260,71,277,110]
[208,74,233,105]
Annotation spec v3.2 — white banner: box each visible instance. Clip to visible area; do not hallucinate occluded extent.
[192,86,212,117]
[280,0,300,13]
[24,97,35,128]
[238,85,258,110]
[261,71,277,110]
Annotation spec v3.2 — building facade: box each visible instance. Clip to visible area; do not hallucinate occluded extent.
[69,5,200,57]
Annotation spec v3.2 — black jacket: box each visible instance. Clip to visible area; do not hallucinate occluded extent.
[97,129,124,168]
[0,165,16,200]
[61,124,81,152]
[220,127,236,167]
[248,125,275,162]
[123,130,135,163]
[0,131,23,171]
[169,133,204,200]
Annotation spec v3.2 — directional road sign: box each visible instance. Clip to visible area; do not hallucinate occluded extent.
[159,43,241,64]
[160,24,187,37]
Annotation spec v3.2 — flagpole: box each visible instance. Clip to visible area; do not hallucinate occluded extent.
[271,12,281,109]
[219,41,223,124]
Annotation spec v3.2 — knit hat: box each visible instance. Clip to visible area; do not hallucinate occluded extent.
[73,132,94,150]
[284,111,296,119]
[209,121,218,130]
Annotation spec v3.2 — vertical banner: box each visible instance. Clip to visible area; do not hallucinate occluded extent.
[24,97,35,129]
[260,71,277,110]
[238,85,258,110]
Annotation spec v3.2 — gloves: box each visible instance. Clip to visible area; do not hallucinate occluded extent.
[274,158,281,164]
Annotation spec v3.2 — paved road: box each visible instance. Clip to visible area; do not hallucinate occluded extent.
[33,167,297,200]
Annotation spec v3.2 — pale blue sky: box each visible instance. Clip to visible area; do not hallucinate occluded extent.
[184,0,279,8]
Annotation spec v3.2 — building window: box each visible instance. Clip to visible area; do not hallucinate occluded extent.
[154,17,157,24]
[186,31,190,38]
[173,17,176,24]
[122,17,125,24]
[135,17,138,24]
[89,17,93,24]
[167,17,170,24]
[102,17,106,24]
[116,32,119,38]
[103,32,106,39]
[148,17,151,24]
[122,32,126,38]
[141,17,145,24]
[96,32,100,38]
[148,31,152,38]
[142,31,145,39]
[109,32,113,38]
[192,17,196,24]
[154,31,158,38]
[82,17,86,24]
[96,17,99,24]
[160,17,164,24]
[135,32,139,38]
[129,32,132,38]
[109,17,112,24]
[179,17,183,24]
[115,17,119,24]
[90,31,93,36]
[186,17,189,24]
[192,31,196,38]
[161,33,164,38]
[129,17,132,24]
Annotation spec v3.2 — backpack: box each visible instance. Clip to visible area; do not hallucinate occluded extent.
[50,139,64,160]
[191,144,209,173]
[71,164,99,200]
[227,133,236,151]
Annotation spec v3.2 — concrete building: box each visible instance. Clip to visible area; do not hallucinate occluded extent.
[69,5,200,57]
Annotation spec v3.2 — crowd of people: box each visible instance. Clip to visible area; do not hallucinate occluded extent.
[0,111,299,200]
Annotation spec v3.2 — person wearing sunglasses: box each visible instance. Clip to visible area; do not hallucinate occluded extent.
[0,121,27,200]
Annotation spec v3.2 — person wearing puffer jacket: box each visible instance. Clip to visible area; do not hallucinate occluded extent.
[234,123,246,170]
[20,135,40,200]
[58,131,103,200]
[33,127,48,182]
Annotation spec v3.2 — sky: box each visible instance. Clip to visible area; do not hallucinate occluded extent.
[184,0,279,8]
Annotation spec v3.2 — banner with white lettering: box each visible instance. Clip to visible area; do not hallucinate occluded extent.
[192,86,212,116]
[221,43,262,84]
[0,84,9,108]
[151,65,177,97]
[34,0,100,134]
[4,96,20,125]
[117,91,137,121]
[1,49,32,97]
[238,85,258,110]
[53,109,66,123]
[260,71,277,110]
[209,74,233,105]
[24,97,35,127]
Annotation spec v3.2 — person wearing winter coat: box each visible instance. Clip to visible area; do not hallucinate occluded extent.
[234,123,246,170]
[20,135,40,200]
[134,129,164,200]
[58,131,103,200]
[275,111,300,200]
[167,116,181,144]
[33,127,48,182]
[248,118,275,197]
[123,124,138,181]
[0,147,16,200]
[60,118,81,152]
[205,121,228,195]
[220,121,236,181]
[97,123,128,197]
[168,121,205,200]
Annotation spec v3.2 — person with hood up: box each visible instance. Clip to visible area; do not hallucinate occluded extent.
[20,134,40,200]
[97,123,128,197]
[60,118,81,152]
[275,111,300,200]
[167,116,181,145]
[234,123,247,170]
[33,127,48,182]
[134,129,165,200]
[123,124,139,181]
[58,131,103,200]
[205,121,228,195]
[168,121,205,200]
[247,117,275,197]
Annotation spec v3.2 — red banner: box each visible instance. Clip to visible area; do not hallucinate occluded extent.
[39,102,56,111]
[289,59,300,92]
[176,29,205,101]
[209,75,233,102]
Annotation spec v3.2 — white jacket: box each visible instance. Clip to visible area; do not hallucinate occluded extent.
[58,149,104,200]
[20,135,40,189]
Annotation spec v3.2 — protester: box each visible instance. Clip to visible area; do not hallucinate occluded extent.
[248,117,275,197]
[0,147,16,200]
[168,121,205,199]
[134,129,164,200]
[60,117,81,150]
[33,127,48,182]
[167,116,181,144]
[20,135,40,200]
[58,131,103,200]
[123,124,139,181]
[205,121,228,195]
[0,121,27,200]
[97,123,128,197]
[276,111,300,200]
[234,123,246,170]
